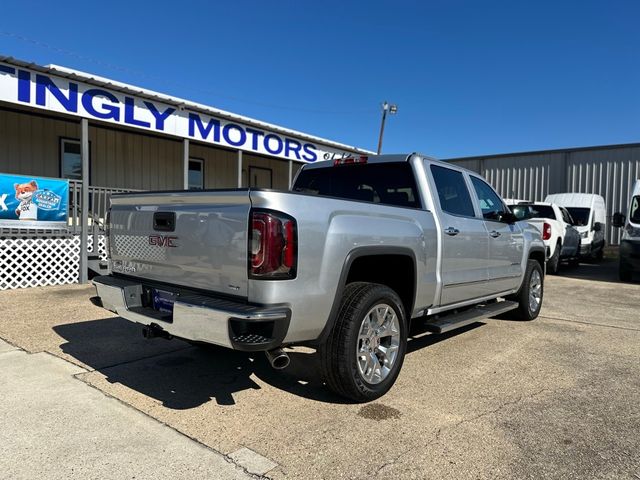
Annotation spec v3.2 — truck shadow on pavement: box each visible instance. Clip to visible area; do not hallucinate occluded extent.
[53,317,482,408]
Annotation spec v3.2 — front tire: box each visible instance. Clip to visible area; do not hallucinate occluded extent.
[507,260,544,320]
[319,282,408,402]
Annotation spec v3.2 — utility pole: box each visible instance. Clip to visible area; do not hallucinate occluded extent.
[376,101,398,154]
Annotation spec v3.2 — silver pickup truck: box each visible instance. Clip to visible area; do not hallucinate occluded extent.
[93,154,546,401]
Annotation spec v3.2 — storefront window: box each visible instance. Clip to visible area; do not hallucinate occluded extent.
[189,159,204,190]
[60,139,82,180]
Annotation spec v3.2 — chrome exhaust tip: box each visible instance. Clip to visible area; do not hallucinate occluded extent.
[265,348,290,370]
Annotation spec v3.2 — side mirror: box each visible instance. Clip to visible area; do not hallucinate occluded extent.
[612,213,626,228]
[593,222,602,232]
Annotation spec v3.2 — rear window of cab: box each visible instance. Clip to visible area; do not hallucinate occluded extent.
[293,163,422,209]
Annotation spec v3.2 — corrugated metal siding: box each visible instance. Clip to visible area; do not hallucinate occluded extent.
[189,142,237,188]
[481,153,566,203]
[0,107,280,191]
[565,147,640,244]
[448,147,640,245]
[89,126,183,190]
[0,108,79,177]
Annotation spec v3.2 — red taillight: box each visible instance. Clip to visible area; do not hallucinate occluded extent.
[333,156,368,166]
[250,211,297,278]
[542,222,552,241]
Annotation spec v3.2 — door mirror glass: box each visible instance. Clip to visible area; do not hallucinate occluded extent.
[612,212,625,228]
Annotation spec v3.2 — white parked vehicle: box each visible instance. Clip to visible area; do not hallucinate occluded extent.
[612,180,640,281]
[545,193,606,260]
[507,201,581,274]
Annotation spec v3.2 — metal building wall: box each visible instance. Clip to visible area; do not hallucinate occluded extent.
[447,145,640,245]
[0,106,291,191]
[0,107,80,178]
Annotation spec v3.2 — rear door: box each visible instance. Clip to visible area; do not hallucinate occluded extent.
[469,175,524,294]
[429,164,489,306]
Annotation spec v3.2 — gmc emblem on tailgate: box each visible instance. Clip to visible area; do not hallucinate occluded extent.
[148,235,178,247]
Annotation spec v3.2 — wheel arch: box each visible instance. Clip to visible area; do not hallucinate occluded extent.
[529,247,546,274]
[316,247,417,344]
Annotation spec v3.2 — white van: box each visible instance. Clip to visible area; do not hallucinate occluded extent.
[612,180,640,281]
[544,193,607,260]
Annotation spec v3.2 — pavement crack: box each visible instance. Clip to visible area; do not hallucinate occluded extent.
[374,444,417,476]
[452,388,551,428]
[375,427,442,477]
[540,315,640,332]
[374,389,551,476]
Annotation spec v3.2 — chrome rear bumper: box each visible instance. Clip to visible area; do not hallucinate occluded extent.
[92,275,290,351]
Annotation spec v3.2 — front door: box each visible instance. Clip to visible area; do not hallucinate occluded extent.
[469,175,524,294]
[429,164,490,306]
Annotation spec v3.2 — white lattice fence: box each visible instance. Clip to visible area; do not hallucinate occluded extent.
[88,234,108,260]
[0,236,80,290]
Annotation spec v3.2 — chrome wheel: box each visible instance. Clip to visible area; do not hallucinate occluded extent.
[528,269,542,313]
[356,303,401,385]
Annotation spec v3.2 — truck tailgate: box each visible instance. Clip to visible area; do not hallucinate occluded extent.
[109,190,250,297]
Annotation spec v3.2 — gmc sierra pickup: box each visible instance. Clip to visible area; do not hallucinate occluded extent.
[93,154,546,402]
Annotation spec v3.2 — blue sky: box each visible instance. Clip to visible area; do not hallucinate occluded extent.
[1,0,639,158]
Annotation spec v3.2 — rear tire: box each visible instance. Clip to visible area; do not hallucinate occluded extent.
[547,242,561,275]
[318,282,408,402]
[507,260,544,321]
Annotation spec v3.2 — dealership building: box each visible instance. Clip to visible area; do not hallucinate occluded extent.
[0,56,638,291]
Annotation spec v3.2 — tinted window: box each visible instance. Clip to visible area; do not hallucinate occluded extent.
[560,207,575,225]
[293,163,421,208]
[430,165,475,217]
[510,204,534,220]
[470,176,507,221]
[566,207,590,226]
[630,196,640,223]
[530,205,557,220]
[509,204,556,220]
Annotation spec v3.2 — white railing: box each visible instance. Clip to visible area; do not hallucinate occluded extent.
[68,181,141,235]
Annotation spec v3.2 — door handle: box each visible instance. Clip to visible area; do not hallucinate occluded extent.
[444,227,460,236]
[489,230,501,238]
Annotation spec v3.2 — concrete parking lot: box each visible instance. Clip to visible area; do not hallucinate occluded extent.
[0,259,638,479]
